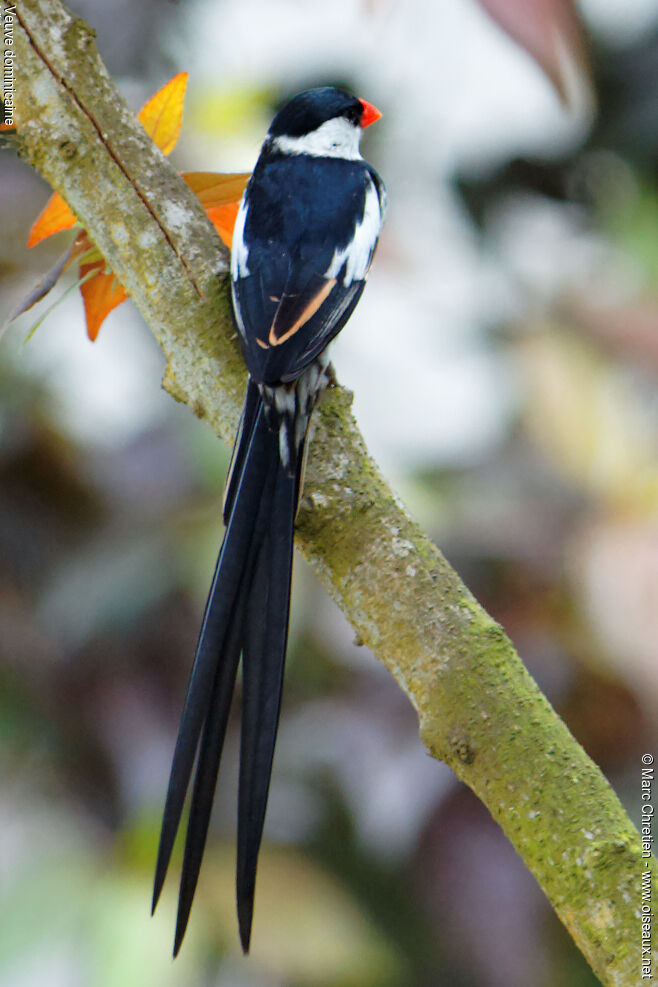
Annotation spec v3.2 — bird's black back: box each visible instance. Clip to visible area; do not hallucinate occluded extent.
[234,152,380,384]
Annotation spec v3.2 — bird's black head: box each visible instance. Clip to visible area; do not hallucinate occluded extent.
[268,87,380,139]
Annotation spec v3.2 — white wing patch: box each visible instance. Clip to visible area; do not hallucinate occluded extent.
[325,179,382,286]
[231,198,250,279]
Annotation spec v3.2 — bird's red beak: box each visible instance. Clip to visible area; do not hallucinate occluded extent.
[359,98,382,128]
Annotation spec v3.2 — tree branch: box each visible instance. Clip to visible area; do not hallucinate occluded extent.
[11,1,655,983]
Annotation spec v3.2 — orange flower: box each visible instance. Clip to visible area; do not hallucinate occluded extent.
[22,73,249,340]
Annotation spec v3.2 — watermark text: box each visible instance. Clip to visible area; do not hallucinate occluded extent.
[641,753,653,980]
[3,3,16,126]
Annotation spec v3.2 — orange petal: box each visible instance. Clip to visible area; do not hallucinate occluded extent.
[183,172,249,248]
[183,171,249,208]
[79,261,128,341]
[138,72,188,155]
[28,192,77,247]
[205,203,240,248]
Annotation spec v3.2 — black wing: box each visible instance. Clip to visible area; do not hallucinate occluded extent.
[231,155,383,385]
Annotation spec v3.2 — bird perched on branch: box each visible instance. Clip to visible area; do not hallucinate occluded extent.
[152,85,386,955]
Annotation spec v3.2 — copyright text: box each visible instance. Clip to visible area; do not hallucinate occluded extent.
[641,753,653,980]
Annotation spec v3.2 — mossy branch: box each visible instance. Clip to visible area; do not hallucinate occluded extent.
[11,1,656,983]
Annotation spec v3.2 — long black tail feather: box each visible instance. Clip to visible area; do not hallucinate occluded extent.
[172,446,279,955]
[151,403,269,916]
[152,387,302,955]
[237,461,296,951]
[223,379,262,525]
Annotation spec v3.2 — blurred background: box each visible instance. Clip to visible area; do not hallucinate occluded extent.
[1,0,657,984]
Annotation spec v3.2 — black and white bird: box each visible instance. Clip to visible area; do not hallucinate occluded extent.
[152,86,386,955]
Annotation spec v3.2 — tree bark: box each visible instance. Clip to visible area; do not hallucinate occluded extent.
[10,1,656,983]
